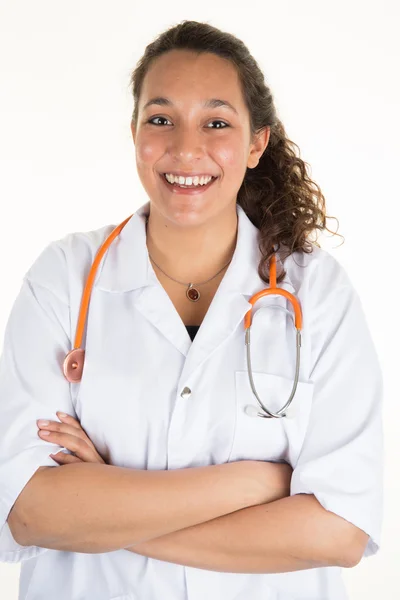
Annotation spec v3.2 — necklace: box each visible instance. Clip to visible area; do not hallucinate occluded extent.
[145,217,233,302]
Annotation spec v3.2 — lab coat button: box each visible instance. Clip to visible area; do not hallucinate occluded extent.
[180,386,192,399]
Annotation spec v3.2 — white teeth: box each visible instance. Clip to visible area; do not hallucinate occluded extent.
[164,173,214,186]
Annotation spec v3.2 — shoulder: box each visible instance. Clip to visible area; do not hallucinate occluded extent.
[24,222,117,304]
[282,244,368,347]
[282,242,354,298]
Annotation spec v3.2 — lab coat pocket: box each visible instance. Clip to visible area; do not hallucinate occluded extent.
[228,371,314,465]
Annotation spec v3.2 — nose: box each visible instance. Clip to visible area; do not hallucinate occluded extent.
[169,126,205,163]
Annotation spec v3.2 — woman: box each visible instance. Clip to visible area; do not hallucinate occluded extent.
[0,20,383,600]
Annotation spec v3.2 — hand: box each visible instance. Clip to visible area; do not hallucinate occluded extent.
[37,412,107,465]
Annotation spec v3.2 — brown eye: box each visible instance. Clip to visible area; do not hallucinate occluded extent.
[207,120,229,129]
[147,117,171,126]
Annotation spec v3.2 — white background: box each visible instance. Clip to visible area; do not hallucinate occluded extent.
[0,0,398,598]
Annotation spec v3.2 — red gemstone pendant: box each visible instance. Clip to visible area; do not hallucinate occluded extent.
[186,284,200,302]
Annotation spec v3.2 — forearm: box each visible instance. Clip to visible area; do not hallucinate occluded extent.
[125,494,353,572]
[9,462,256,553]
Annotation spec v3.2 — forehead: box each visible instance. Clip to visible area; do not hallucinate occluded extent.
[140,50,245,111]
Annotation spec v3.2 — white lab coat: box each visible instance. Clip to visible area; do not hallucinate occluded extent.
[0,199,383,600]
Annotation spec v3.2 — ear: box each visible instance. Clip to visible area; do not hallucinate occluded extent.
[247,126,270,169]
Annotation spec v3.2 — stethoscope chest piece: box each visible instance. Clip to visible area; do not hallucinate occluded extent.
[63,348,85,383]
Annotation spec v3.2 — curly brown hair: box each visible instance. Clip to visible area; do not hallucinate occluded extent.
[129,20,342,285]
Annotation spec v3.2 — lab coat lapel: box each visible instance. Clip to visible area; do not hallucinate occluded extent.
[133,283,194,357]
[94,200,191,357]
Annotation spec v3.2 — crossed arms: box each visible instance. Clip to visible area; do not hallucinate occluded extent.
[8,461,368,572]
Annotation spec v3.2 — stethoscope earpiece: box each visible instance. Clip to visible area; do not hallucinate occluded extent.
[244,404,263,418]
[283,406,296,419]
[244,404,296,419]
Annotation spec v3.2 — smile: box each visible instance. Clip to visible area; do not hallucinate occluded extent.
[159,173,218,195]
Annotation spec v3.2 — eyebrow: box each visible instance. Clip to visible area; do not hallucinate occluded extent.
[142,96,238,116]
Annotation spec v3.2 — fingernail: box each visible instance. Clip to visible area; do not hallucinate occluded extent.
[37,420,49,426]
[58,412,67,418]
[40,430,50,436]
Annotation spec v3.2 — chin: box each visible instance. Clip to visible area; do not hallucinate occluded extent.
[151,198,211,225]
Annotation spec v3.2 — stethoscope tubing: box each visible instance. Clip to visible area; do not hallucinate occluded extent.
[62,214,303,419]
[243,252,302,419]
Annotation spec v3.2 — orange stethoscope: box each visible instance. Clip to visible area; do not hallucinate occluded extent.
[63,214,302,419]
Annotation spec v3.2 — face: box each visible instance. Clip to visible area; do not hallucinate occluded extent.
[131,50,270,228]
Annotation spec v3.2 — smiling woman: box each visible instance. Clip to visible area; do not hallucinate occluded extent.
[130,47,271,290]
[129,30,342,291]
[0,18,383,600]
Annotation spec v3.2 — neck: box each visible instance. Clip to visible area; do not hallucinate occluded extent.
[145,205,238,284]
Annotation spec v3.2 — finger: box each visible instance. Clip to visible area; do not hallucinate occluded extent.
[50,452,83,465]
[38,430,97,462]
[55,413,96,450]
[37,420,90,445]
[37,418,106,464]
[56,412,84,432]
[39,429,105,464]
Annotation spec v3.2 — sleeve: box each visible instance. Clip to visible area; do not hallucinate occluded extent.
[0,242,77,563]
[290,258,384,560]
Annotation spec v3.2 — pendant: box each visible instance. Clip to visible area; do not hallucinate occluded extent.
[186,283,200,302]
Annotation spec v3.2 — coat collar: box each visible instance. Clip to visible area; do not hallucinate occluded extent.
[94,199,296,297]
[92,198,296,382]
